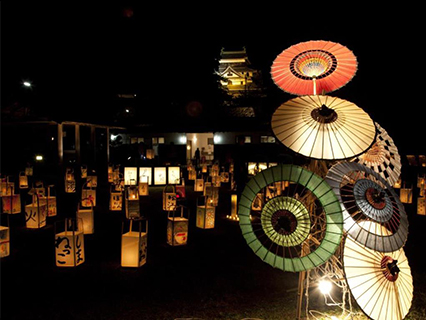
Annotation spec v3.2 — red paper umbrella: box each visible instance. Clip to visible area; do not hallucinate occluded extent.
[271,40,358,95]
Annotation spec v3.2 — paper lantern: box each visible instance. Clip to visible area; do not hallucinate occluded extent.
[226,194,239,221]
[2,194,21,214]
[121,219,148,267]
[201,164,208,173]
[81,165,88,178]
[125,186,140,219]
[400,187,413,204]
[196,204,215,229]
[25,166,33,176]
[77,203,94,234]
[167,206,189,246]
[0,225,10,258]
[86,175,98,188]
[19,172,28,189]
[139,167,152,185]
[109,190,123,211]
[212,175,221,187]
[394,178,402,189]
[251,192,263,211]
[194,178,204,192]
[81,188,96,207]
[163,185,177,211]
[124,167,137,185]
[107,164,114,183]
[188,168,196,181]
[65,168,76,193]
[168,166,181,184]
[220,172,229,183]
[154,167,167,185]
[138,182,149,196]
[54,218,85,267]
[206,186,219,207]
[25,197,47,229]
[146,149,155,159]
[210,164,219,177]
[1,181,14,197]
[41,185,57,217]
[418,197,426,215]
[176,184,186,200]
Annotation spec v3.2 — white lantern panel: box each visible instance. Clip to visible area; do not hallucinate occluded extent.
[77,208,94,234]
[168,166,181,184]
[167,217,188,246]
[25,202,47,229]
[154,167,167,185]
[196,205,215,229]
[139,167,152,185]
[2,195,21,214]
[124,167,137,185]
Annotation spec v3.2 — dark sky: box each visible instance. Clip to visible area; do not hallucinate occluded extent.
[2,3,424,154]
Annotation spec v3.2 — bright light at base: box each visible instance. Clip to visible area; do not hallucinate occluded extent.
[318,280,332,295]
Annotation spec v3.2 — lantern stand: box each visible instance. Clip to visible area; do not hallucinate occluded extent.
[167,205,189,246]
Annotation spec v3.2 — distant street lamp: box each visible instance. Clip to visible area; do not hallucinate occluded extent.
[22,81,32,88]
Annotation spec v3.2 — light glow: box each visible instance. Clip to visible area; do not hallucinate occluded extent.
[35,155,43,161]
[318,280,332,295]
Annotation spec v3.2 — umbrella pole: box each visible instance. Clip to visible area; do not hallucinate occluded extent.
[296,270,306,320]
[312,77,317,95]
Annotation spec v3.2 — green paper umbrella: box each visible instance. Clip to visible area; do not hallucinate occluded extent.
[239,164,343,272]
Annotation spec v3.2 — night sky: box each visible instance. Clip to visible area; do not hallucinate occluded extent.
[2,4,424,154]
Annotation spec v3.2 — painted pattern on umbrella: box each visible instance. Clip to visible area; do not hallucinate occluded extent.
[325,161,408,252]
[238,164,343,273]
[271,95,376,160]
[343,223,413,320]
[271,40,358,95]
[351,122,401,186]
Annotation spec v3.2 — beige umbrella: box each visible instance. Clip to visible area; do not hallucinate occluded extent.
[351,122,401,186]
[343,222,413,320]
[271,95,376,160]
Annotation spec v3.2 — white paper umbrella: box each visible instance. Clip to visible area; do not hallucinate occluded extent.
[351,122,401,186]
[271,95,376,160]
[343,223,413,320]
[325,161,408,252]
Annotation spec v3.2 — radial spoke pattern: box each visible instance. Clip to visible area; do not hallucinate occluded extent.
[325,161,408,252]
[351,122,402,186]
[271,40,358,95]
[343,227,413,320]
[238,164,343,272]
[271,95,376,160]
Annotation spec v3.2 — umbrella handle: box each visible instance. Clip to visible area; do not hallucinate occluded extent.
[313,76,317,95]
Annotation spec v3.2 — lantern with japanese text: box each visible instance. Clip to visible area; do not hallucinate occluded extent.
[168,166,181,185]
[65,168,76,193]
[163,185,177,211]
[154,167,167,185]
[54,218,85,267]
[86,175,97,188]
[2,193,21,214]
[109,189,123,211]
[81,186,96,207]
[124,167,137,185]
[167,205,189,246]
[25,192,47,229]
[138,176,149,196]
[41,185,57,217]
[121,219,148,267]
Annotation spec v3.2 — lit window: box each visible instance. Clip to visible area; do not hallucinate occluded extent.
[261,136,276,143]
[245,136,251,143]
[158,137,165,144]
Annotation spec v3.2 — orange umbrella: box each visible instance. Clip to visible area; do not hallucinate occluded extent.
[271,40,357,95]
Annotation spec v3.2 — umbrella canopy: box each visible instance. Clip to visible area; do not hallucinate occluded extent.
[325,161,408,252]
[271,95,376,160]
[271,40,357,95]
[351,122,401,186]
[238,164,343,273]
[343,224,413,320]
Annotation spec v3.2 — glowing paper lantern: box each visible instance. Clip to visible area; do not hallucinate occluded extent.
[1,181,14,197]
[108,164,114,183]
[400,187,413,204]
[81,165,88,178]
[206,186,219,207]
[226,194,239,221]
[251,193,263,211]
[124,167,137,185]
[176,184,186,200]
[65,168,76,193]
[196,204,215,229]
[54,219,85,267]
[125,186,140,219]
[168,166,181,184]
[121,219,148,267]
[188,169,196,181]
[25,198,47,229]
[77,203,94,234]
[139,167,152,185]
[154,167,167,185]
[86,175,98,188]
[167,206,189,246]
[81,188,96,207]
[25,166,33,176]
[19,172,28,189]
[271,95,376,160]
[0,225,10,258]
[146,149,154,159]
[194,178,204,192]
[138,181,149,196]
[2,194,21,214]
[109,190,123,211]
[163,185,177,211]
